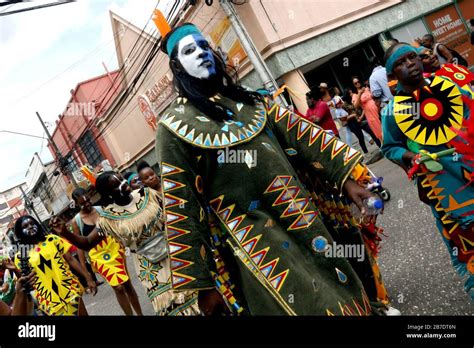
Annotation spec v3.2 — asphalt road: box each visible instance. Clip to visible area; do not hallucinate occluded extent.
[83,147,474,316]
[371,157,474,315]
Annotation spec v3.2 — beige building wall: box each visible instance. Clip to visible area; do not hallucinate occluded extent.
[98,0,452,170]
[97,12,167,170]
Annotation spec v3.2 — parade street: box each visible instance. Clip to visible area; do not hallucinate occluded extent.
[83,153,474,316]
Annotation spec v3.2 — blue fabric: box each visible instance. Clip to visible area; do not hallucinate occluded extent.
[416,46,428,54]
[166,24,201,56]
[434,218,474,300]
[382,75,474,300]
[385,45,417,73]
[369,65,393,102]
[127,173,138,185]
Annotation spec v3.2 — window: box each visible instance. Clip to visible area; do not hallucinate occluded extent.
[78,130,103,167]
[36,177,54,212]
[390,19,428,44]
[64,152,78,173]
[0,202,8,211]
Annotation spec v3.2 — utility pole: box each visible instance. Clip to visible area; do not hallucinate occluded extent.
[36,112,78,188]
[19,186,46,230]
[219,0,288,107]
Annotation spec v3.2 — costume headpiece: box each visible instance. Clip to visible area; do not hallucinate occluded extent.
[385,45,417,74]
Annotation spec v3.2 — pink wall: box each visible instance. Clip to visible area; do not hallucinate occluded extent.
[49,71,122,167]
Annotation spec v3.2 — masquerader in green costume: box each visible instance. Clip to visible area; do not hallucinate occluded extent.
[154,23,396,315]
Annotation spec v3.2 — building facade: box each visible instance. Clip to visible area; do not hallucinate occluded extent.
[24,152,70,222]
[96,0,473,171]
[0,183,27,247]
[48,70,123,195]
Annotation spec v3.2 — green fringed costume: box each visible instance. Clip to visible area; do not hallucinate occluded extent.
[97,188,200,315]
[155,94,381,315]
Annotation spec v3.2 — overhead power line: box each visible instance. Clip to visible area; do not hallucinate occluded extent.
[0,0,75,17]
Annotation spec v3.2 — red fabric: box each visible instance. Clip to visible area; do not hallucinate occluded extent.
[407,154,422,180]
[305,101,339,135]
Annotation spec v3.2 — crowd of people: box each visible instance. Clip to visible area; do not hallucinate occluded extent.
[1,24,473,316]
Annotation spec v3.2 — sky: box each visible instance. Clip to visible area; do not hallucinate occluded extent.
[0,0,173,192]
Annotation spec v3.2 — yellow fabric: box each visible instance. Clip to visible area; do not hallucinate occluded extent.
[88,235,129,287]
[15,235,83,316]
[350,163,371,185]
[370,255,389,304]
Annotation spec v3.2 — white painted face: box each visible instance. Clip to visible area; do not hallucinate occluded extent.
[177,33,216,79]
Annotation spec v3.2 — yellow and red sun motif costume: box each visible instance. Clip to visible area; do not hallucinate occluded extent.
[88,235,129,287]
[15,235,83,316]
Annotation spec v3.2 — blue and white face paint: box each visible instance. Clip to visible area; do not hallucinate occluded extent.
[177,33,216,79]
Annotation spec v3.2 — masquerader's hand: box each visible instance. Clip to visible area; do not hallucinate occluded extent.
[198,289,230,316]
[86,279,97,296]
[342,179,380,221]
[16,271,36,293]
[49,216,68,236]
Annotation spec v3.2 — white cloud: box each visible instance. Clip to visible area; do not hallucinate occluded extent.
[0,0,92,81]
[0,0,177,191]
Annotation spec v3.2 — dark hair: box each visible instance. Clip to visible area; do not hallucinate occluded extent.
[123,172,137,181]
[423,34,434,41]
[369,56,381,69]
[307,88,324,101]
[137,160,152,173]
[94,171,116,206]
[342,88,354,104]
[163,23,263,121]
[383,42,411,67]
[72,187,87,203]
[328,87,340,98]
[351,76,361,84]
[14,215,46,245]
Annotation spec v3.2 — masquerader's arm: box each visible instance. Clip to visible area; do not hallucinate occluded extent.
[265,102,364,192]
[380,101,415,170]
[11,272,35,316]
[438,44,454,63]
[64,253,97,295]
[51,216,103,251]
[70,220,90,271]
[155,123,217,291]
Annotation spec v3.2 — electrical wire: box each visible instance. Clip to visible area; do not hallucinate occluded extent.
[49,0,166,158]
[51,0,185,162]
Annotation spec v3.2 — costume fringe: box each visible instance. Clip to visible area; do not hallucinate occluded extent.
[98,189,163,248]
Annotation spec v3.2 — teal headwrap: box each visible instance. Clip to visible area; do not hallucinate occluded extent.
[416,46,428,54]
[385,45,418,74]
[166,24,202,57]
[127,173,139,185]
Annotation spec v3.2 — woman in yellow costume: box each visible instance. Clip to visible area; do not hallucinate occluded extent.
[14,215,97,316]
[70,188,143,315]
[53,172,201,315]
